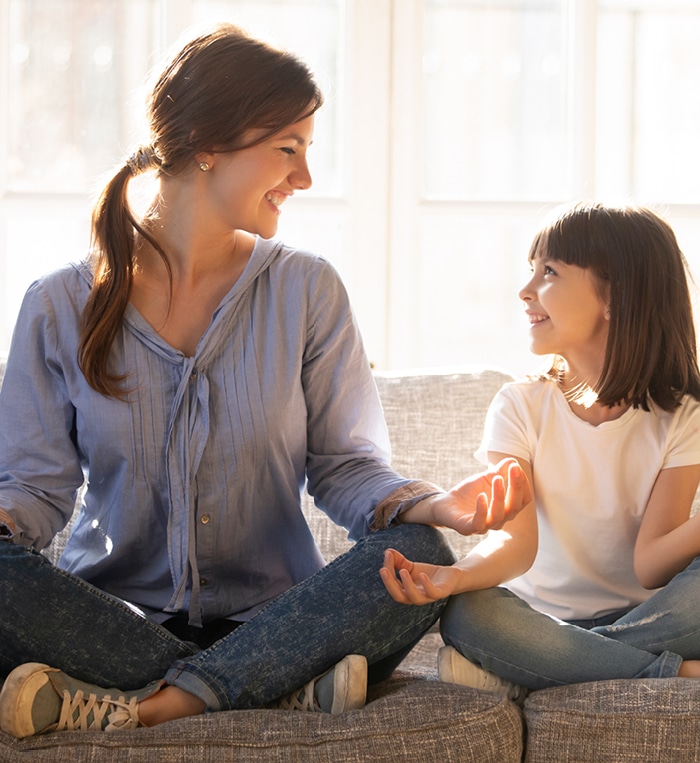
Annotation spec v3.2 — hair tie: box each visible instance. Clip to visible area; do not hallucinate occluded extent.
[126,145,158,176]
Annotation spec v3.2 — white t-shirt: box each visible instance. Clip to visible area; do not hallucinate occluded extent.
[477,379,700,620]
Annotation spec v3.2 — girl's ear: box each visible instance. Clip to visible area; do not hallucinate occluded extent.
[599,281,611,320]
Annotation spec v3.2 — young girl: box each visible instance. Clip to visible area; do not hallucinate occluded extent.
[380,201,700,697]
[0,23,530,738]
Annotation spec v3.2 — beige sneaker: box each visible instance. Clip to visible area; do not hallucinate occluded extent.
[0,663,159,738]
[438,646,528,705]
[274,654,367,714]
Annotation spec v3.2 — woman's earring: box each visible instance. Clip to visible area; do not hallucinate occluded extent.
[199,161,210,172]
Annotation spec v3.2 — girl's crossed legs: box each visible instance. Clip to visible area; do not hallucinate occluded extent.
[440,555,700,691]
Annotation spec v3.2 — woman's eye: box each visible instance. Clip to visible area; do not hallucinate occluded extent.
[280,147,296,155]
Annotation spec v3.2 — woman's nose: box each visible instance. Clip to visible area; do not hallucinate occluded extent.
[292,159,312,191]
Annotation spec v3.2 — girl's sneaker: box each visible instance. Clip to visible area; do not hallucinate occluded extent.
[438,646,528,705]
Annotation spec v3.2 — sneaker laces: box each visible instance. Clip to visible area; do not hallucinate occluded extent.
[275,678,320,712]
[476,671,512,693]
[57,689,140,732]
[480,673,527,704]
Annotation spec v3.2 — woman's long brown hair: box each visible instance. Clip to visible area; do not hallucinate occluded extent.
[80,23,323,397]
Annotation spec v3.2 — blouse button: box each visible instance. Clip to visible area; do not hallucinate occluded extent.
[201,514,210,525]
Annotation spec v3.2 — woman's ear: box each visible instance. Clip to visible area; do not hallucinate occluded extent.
[194,152,215,172]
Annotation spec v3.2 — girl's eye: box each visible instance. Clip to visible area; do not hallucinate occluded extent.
[543,265,557,276]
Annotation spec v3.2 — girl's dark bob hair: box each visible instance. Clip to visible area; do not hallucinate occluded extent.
[531,201,700,411]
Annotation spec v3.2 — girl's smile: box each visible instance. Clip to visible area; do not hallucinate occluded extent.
[519,254,609,375]
[525,311,549,326]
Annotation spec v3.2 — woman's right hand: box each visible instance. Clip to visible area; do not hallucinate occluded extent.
[399,458,532,537]
[0,509,16,540]
[379,548,465,605]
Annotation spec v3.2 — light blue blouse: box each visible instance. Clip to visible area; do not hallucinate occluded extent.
[0,238,412,625]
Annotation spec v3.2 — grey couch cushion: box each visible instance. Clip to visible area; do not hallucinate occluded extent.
[0,678,523,762]
[524,678,700,763]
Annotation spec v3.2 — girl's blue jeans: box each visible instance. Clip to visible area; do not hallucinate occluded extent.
[440,555,700,690]
[0,524,455,711]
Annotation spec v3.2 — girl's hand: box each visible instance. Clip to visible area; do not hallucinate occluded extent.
[379,548,465,605]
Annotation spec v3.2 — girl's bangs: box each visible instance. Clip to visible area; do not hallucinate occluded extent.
[530,213,593,268]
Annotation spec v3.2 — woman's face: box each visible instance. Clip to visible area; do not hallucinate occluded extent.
[199,113,315,239]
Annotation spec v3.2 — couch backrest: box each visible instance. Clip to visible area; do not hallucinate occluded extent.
[375,368,512,489]
[303,366,514,560]
[4,353,700,581]
[374,367,514,557]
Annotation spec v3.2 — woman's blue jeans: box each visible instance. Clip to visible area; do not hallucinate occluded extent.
[440,555,700,690]
[0,524,454,710]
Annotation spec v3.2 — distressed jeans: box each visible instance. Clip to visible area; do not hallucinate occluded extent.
[0,523,454,710]
[440,555,700,690]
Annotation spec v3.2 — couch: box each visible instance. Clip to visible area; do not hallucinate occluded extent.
[1,358,700,762]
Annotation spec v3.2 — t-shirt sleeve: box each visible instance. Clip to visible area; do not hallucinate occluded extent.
[475,382,534,466]
[663,395,700,470]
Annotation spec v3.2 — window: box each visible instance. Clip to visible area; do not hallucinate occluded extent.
[386,0,700,373]
[2,0,700,377]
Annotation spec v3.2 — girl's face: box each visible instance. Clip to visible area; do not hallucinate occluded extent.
[519,252,610,366]
[198,113,315,239]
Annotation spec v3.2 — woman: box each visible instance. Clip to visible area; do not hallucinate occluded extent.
[0,23,528,737]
